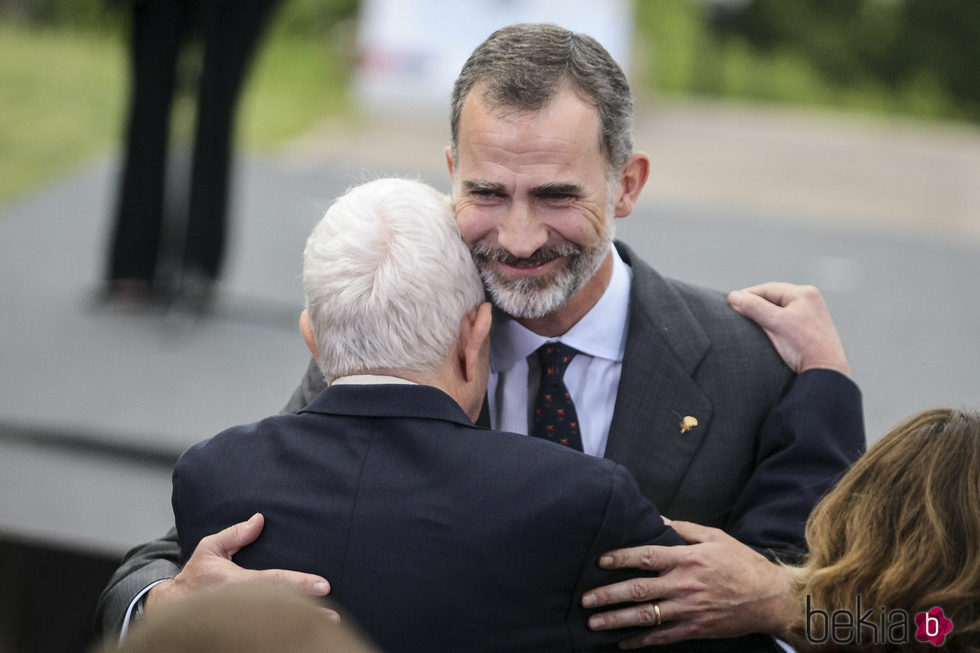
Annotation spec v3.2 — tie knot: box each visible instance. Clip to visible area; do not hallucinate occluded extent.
[536,342,579,381]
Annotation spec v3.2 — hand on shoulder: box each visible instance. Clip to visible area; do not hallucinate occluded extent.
[582,520,798,647]
[729,282,851,377]
[146,514,332,614]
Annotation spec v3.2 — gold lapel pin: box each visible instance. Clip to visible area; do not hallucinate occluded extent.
[680,416,698,434]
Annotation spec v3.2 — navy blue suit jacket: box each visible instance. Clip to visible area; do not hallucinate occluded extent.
[174,384,685,652]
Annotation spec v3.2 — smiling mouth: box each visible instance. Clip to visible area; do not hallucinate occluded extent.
[472,242,580,276]
[487,254,570,280]
[504,257,561,270]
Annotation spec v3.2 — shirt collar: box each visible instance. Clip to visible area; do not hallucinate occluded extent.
[331,374,418,386]
[490,245,632,372]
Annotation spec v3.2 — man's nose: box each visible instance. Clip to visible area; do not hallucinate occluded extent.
[496,202,548,259]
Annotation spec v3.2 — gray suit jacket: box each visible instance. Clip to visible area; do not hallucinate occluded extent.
[604,244,863,557]
[96,242,865,648]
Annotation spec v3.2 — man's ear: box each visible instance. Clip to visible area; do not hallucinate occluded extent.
[299,310,320,363]
[614,152,650,218]
[460,302,492,383]
[445,145,455,181]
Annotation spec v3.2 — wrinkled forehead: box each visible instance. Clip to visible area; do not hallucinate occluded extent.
[458,82,606,161]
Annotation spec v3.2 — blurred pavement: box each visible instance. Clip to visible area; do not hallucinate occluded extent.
[1,99,978,556]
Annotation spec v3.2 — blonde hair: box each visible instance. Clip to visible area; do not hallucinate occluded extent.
[792,408,980,651]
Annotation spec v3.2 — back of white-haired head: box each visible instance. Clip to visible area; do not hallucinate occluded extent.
[303,178,485,382]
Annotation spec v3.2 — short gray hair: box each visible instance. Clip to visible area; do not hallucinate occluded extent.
[303,178,485,382]
[450,23,634,172]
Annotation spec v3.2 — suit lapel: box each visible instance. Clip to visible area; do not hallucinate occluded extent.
[604,243,714,512]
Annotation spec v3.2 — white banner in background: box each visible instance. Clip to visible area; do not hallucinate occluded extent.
[354,0,634,117]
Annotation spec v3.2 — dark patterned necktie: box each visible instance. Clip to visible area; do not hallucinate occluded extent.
[531,342,583,451]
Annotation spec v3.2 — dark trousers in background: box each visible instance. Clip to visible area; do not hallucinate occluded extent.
[108,0,281,286]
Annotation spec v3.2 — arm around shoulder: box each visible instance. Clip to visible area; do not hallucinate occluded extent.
[726,282,865,558]
[95,528,180,637]
[728,367,866,560]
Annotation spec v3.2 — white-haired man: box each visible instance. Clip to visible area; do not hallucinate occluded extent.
[99,24,864,652]
[170,177,685,652]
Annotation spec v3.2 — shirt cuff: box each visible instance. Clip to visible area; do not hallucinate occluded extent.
[119,578,169,642]
[774,636,797,652]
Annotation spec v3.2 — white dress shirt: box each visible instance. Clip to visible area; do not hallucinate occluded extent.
[487,246,632,457]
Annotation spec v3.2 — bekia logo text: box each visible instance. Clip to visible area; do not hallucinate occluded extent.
[806,595,954,646]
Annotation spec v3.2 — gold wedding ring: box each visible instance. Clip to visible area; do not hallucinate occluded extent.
[653,602,663,626]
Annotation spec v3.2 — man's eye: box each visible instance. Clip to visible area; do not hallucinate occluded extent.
[544,193,575,202]
[470,188,501,199]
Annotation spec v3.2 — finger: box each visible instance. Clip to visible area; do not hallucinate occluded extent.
[667,520,727,545]
[727,289,784,326]
[582,576,669,610]
[197,513,266,559]
[737,281,799,305]
[597,544,676,571]
[253,568,332,597]
[588,599,673,631]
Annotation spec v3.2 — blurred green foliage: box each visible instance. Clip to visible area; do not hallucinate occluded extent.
[637,0,980,122]
[0,0,358,33]
[266,0,359,37]
[0,25,125,202]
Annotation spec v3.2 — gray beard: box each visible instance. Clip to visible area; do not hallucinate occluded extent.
[471,228,614,320]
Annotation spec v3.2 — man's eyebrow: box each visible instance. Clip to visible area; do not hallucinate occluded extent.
[531,182,583,197]
[462,180,506,193]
